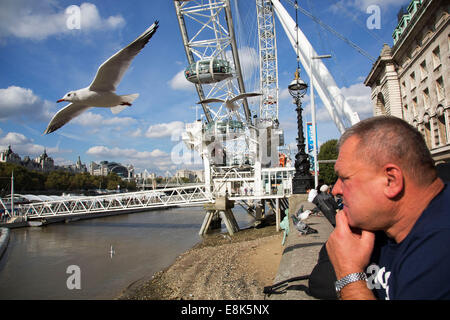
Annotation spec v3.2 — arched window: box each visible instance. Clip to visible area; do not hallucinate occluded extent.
[437,105,448,145]
[377,92,386,115]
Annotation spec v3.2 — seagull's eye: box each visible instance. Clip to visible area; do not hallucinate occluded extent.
[68,93,71,97]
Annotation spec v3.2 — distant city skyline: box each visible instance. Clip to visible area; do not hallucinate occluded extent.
[1,144,205,181]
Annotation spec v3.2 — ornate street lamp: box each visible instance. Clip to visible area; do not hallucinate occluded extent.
[288,69,313,194]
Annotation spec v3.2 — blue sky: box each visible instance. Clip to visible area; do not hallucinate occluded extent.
[0,0,410,175]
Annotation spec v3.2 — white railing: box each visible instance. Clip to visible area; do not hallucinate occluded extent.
[0,167,296,222]
[212,166,294,200]
[4,184,213,219]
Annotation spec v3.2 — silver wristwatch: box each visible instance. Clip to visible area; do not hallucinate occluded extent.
[335,272,367,299]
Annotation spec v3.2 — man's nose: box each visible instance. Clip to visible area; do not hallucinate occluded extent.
[332,179,342,196]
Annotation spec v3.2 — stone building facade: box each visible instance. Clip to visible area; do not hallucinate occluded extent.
[365,0,449,163]
[1,146,55,171]
[33,149,55,172]
[0,145,21,164]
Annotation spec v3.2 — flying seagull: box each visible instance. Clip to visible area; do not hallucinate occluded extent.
[44,21,159,134]
[197,92,262,112]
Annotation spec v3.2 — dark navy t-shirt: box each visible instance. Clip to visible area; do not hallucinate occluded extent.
[366,183,450,300]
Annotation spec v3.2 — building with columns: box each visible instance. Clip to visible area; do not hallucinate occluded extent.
[365,0,449,163]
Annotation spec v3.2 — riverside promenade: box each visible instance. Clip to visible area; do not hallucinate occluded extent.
[268,194,334,300]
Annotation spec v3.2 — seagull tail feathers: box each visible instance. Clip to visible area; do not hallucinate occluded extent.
[110,93,139,114]
[121,93,139,103]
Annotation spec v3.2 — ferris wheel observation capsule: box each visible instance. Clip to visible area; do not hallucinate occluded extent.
[185,59,233,84]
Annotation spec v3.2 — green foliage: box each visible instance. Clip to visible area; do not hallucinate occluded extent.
[0,163,46,195]
[318,139,338,185]
[126,180,137,191]
[0,163,137,195]
[106,172,123,190]
[180,177,190,183]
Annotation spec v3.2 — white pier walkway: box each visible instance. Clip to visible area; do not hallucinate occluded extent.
[2,184,213,220]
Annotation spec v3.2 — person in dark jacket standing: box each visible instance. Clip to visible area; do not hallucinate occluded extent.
[313,184,339,227]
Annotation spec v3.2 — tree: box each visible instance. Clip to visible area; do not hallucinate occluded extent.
[318,139,338,185]
[1,162,136,194]
[126,180,137,191]
[0,163,46,194]
[106,172,124,190]
[45,170,71,191]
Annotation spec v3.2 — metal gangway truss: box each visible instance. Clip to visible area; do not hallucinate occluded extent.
[5,184,213,220]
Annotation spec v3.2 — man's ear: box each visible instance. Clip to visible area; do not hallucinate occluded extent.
[383,164,404,199]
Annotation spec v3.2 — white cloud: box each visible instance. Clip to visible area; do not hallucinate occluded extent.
[86,145,169,162]
[302,82,372,122]
[0,86,53,121]
[100,116,137,127]
[0,132,29,146]
[77,3,125,30]
[353,0,410,10]
[339,82,373,119]
[168,70,195,91]
[145,121,185,139]
[52,157,75,166]
[0,1,125,41]
[316,107,334,122]
[0,131,71,157]
[234,46,259,81]
[71,111,137,128]
[279,88,292,101]
[329,0,410,13]
[72,111,102,127]
[129,128,143,137]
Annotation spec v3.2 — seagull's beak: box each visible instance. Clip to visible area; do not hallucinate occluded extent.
[57,99,65,103]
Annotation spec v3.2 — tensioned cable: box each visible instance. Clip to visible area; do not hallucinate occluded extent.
[306,0,350,88]
[233,0,259,93]
[284,0,376,62]
[324,0,385,46]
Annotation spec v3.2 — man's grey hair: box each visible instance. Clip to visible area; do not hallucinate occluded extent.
[338,116,437,185]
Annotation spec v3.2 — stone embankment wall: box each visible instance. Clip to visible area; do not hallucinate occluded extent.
[0,227,10,260]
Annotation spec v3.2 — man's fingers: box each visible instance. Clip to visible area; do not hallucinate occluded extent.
[361,229,376,249]
[335,210,350,231]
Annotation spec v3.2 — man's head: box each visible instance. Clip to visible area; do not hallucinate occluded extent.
[338,116,436,185]
[332,116,437,231]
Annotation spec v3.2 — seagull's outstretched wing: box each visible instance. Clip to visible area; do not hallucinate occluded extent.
[89,21,159,92]
[44,103,90,134]
[197,98,225,104]
[229,92,262,103]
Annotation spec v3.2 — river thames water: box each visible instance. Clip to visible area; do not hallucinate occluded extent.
[0,206,253,299]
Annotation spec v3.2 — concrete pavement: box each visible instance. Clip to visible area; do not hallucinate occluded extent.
[267,194,334,300]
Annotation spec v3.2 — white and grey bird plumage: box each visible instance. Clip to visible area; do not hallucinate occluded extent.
[294,205,312,221]
[197,92,262,112]
[44,21,159,134]
[298,209,312,221]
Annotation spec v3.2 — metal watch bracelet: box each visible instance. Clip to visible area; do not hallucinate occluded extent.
[335,272,367,298]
